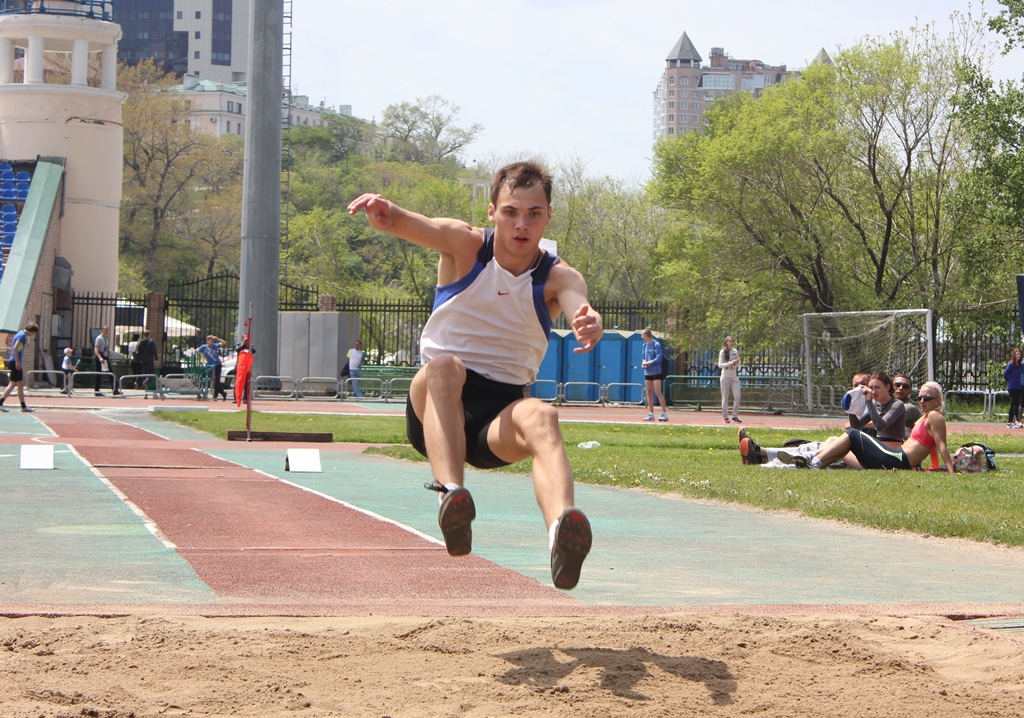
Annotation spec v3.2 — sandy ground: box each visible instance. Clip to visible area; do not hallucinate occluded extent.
[3,612,1024,717]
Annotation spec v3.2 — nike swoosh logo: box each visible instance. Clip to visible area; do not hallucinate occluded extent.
[497,291,510,296]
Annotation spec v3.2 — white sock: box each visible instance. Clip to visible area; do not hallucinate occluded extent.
[809,457,822,469]
[548,519,560,551]
[438,482,462,505]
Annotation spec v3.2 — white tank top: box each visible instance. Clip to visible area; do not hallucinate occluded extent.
[420,229,558,385]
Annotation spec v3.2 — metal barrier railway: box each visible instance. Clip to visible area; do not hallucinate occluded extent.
[6,368,1010,420]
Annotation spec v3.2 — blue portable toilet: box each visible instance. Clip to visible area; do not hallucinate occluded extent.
[562,330,598,402]
[596,330,629,402]
[531,329,566,400]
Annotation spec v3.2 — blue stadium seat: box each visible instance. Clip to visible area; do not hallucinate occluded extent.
[0,189,13,201]
[0,171,13,183]
[14,171,30,183]
[15,188,27,201]
[0,162,11,173]
[2,222,16,234]
[1,204,15,216]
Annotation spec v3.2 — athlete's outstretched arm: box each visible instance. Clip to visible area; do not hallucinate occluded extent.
[347,193,478,255]
[549,263,603,353]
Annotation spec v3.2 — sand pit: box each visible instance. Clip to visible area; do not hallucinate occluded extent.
[3,612,1024,717]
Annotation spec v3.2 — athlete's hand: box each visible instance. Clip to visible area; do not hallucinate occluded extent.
[347,193,394,232]
[571,303,603,353]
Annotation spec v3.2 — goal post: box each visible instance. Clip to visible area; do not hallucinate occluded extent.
[801,309,934,413]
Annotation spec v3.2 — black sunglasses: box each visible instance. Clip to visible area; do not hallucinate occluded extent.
[893,381,911,389]
[918,395,937,402]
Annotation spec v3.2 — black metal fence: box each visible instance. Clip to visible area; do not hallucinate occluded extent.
[70,275,319,368]
[335,299,431,366]
[165,274,239,363]
[164,273,319,365]
[554,300,668,333]
[67,291,148,359]
[69,285,1021,393]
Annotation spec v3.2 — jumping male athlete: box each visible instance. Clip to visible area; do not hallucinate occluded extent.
[347,161,602,589]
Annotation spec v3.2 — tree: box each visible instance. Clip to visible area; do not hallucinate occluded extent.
[954,1,1024,245]
[548,158,669,304]
[650,18,992,345]
[989,0,1024,52]
[379,95,482,164]
[119,60,243,288]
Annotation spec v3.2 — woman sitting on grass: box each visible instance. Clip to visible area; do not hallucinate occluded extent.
[800,381,954,472]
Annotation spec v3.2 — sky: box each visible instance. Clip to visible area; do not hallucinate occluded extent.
[289,0,1021,183]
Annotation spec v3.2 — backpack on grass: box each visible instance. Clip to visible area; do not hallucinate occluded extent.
[951,442,997,473]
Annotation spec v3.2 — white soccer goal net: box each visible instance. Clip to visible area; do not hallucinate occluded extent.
[801,310,934,412]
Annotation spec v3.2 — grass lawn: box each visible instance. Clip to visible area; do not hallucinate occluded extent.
[155,410,1024,547]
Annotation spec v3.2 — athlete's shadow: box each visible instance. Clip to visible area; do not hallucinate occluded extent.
[495,646,736,704]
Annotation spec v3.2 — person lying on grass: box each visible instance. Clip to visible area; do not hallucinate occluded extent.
[740,381,954,472]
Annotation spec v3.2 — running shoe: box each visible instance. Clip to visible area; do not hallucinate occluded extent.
[437,487,475,557]
[658,413,669,422]
[738,428,762,465]
[643,413,655,421]
[732,417,742,423]
[550,508,592,590]
[20,406,34,413]
[0,405,7,413]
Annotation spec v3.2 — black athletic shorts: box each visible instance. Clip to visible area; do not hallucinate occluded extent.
[6,361,22,382]
[406,368,529,469]
[845,428,911,470]
[645,373,666,382]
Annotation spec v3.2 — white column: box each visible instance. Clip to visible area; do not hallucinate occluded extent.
[25,35,44,84]
[101,42,116,90]
[0,38,12,85]
[71,38,89,86]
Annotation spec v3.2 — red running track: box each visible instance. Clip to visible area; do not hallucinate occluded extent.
[36,411,578,615]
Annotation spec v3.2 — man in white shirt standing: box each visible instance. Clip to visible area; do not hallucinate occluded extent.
[346,340,363,398]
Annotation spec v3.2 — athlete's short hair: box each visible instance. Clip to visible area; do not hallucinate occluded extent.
[490,161,552,206]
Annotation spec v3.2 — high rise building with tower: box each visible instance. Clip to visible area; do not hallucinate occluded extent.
[653,31,793,141]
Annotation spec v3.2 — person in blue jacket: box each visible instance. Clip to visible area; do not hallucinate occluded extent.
[1005,347,1023,428]
[641,328,668,422]
[1,322,38,412]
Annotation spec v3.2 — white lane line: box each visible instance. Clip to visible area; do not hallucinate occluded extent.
[65,444,178,550]
[206,452,444,547]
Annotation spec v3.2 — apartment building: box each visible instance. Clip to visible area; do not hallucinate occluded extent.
[114,0,249,83]
[653,31,793,141]
[174,77,353,139]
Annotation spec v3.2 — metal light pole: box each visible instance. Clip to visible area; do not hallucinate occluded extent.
[238,0,283,378]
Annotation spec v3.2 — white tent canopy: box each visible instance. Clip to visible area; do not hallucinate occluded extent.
[115,300,200,339]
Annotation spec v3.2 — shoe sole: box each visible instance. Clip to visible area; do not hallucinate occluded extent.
[438,488,475,557]
[777,450,796,465]
[551,508,592,590]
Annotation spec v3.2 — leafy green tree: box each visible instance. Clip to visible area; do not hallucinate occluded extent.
[379,95,482,164]
[955,2,1024,246]
[548,158,669,304]
[651,19,992,346]
[120,60,243,288]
